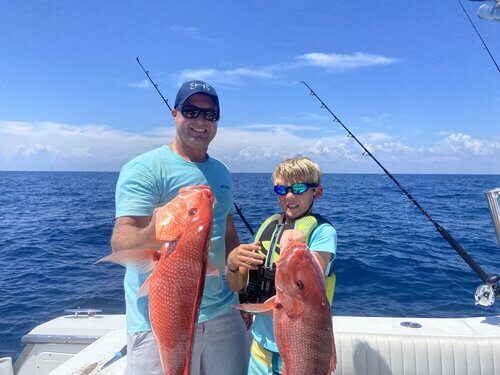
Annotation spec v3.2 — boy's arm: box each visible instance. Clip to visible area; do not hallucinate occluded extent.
[225,215,264,292]
[309,223,337,274]
[312,251,333,274]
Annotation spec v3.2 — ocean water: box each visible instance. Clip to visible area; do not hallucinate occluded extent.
[1,171,499,360]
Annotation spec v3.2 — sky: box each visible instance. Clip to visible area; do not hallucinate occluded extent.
[0,1,499,174]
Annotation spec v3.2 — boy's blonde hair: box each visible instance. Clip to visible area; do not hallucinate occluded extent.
[272,156,322,185]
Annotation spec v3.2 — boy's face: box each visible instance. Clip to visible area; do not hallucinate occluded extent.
[275,178,323,223]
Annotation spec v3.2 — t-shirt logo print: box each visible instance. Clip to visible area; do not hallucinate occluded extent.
[190,82,211,91]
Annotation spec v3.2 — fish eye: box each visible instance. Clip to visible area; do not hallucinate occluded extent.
[296,280,304,290]
[188,208,198,216]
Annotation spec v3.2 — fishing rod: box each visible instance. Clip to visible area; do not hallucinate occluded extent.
[300,80,499,306]
[136,57,173,110]
[234,203,255,236]
[457,0,500,73]
[135,57,255,237]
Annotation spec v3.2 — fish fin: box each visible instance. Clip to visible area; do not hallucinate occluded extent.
[136,274,152,298]
[96,249,161,274]
[233,296,277,314]
[206,262,220,277]
[162,239,178,258]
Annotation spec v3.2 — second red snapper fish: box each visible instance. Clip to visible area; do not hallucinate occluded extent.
[98,185,216,375]
[235,229,336,375]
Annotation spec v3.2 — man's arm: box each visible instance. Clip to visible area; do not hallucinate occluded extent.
[111,214,158,253]
[224,214,246,292]
[225,214,240,259]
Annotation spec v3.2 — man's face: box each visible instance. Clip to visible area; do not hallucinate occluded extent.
[173,93,218,150]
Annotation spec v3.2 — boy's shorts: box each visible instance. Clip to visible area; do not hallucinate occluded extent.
[248,340,283,375]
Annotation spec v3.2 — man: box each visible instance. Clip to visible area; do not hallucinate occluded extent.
[111,80,250,374]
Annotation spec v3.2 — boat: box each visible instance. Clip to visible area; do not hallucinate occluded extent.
[1,188,498,375]
[5,310,500,374]
[3,4,498,371]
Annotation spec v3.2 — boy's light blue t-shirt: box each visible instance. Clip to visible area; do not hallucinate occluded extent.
[251,223,337,353]
[115,145,238,333]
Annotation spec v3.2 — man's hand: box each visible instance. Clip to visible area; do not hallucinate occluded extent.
[111,207,164,253]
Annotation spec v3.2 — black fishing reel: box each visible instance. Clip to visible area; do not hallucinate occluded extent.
[243,265,276,303]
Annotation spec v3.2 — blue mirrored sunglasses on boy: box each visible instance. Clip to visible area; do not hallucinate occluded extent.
[274,182,317,196]
[180,105,219,122]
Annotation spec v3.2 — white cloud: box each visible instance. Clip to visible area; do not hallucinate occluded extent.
[296,52,400,70]
[128,80,150,89]
[360,113,390,126]
[15,143,51,157]
[70,147,91,158]
[173,51,399,87]
[365,132,393,143]
[432,133,499,157]
[177,67,277,86]
[167,26,212,42]
[280,112,331,122]
[0,120,173,171]
[1,120,498,173]
[236,123,322,131]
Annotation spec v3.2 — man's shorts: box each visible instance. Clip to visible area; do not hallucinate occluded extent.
[126,309,250,375]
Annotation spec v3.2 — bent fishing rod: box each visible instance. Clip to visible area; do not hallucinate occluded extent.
[136,57,255,237]
[300,80,499,306]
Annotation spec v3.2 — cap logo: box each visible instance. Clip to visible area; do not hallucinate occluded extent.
[189,82,211,91]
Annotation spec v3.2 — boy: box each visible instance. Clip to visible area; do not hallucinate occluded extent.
[225,156,337,375]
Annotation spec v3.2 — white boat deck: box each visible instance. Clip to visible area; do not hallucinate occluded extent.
[9,313,500,375]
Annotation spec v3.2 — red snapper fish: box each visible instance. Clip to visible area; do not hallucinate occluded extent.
[98,185,215,375]
[235,229,336,375]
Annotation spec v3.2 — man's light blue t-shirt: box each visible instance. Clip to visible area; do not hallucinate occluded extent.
[251,222,337,353]
[115,145,238,333]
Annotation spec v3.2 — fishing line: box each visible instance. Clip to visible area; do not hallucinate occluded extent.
[456,0,500,73]
[402,197,472,296]
[135,57,255,237]
[300,80,498,304]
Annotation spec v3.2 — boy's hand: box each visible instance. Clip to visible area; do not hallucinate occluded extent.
[227,242,265,271]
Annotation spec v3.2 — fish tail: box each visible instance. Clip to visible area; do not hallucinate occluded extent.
[330,336,337,373]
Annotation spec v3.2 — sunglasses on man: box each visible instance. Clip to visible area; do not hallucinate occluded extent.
[180,105,219,122]
[273,182,318,196]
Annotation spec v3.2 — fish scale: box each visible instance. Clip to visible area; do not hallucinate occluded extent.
[150,246,208,374]
[234,232,336,375]
[98,185,214,375]
[274,242,335,375]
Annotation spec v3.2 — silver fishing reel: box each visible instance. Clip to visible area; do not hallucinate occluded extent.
[475,284,496,306]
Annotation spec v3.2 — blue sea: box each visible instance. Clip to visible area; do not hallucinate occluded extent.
[1,172,499,360]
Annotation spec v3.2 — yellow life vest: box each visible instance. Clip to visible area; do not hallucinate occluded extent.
[248,213,336,305]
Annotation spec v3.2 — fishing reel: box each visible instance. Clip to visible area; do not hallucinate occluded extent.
[244,265,276,303]
[474,283,498,306]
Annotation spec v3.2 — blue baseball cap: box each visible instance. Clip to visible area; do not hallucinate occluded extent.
[174,80,220,118]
